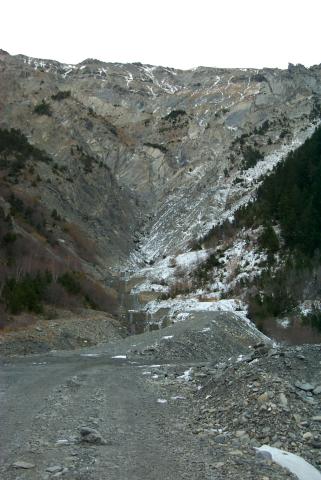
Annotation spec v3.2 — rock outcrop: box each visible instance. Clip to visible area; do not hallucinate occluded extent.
[1,53,321,270]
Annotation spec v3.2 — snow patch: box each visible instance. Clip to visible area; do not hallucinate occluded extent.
[130,250,209,293]
[145,297,248,319]
[298,301,321,316]
[199,327,211,333]
[176,312,191,322]
[178,368,193,381]
[55,439,70,446]
[80,354,100,358]
[276,318,291,329]
[256,445,321,480]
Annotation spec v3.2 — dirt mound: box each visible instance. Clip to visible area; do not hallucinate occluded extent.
[0,309,125,356]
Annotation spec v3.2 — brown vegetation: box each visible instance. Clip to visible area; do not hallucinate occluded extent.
[63,222,98,263]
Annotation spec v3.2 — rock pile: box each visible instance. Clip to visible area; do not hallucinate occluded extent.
[147,343,321,479]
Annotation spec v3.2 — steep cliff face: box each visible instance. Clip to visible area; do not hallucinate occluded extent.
[1,51,321,268]
[0,52,142,270]
[1,50,321,330]
[2,52,321,480]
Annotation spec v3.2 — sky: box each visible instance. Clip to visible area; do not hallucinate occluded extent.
[2,0,321,70]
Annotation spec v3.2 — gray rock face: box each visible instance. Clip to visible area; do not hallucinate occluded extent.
[1,53,321,273]
[295,382,315,392]
[46,465,63,473]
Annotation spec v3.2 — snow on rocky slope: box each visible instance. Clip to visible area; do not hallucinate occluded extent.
[124,122,321,330]
[2,50,321,331]
[128,121,319,267]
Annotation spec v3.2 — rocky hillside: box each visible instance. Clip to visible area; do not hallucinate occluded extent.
[2,50,321,480]
[1,49,321,339]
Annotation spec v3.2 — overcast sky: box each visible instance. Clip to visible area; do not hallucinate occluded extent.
[2,0,321,70]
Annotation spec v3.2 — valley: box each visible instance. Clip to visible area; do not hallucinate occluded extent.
[1,50,321,479]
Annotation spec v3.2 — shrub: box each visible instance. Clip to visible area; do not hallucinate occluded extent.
[44,282,79,310]
[164,110,187,122]
[84,294,97,309]
[168,257,177,268]
[0,128,51,175]
[188,239,202,251]
[51,209,61,221]
[0,305,10,329]
[279,129,289,139]
[259,224,279,253]
[161,110,189,131]
[63,222,97,263]
[9,194,24,215]
[2,232,17,245]
[255,120,270,135]
[58,272,81,294]
[242,147,263,169]
[81,154,94,173]
[302,308,321,332]
[79,277,118,315]
[193,253,220,285]
[51,90,71,101]
[8,194,47,235]
[247,267,295,321]
[143,142,168,154]
[2,272,52,314]
[33,100,52,116]
[165,280,192,299]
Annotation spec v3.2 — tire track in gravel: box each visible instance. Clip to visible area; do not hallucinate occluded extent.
[0,352,208,480]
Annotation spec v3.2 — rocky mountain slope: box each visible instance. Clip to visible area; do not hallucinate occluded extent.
[1,49,321,480]
[1,49,321,339]
[1,51,321,258]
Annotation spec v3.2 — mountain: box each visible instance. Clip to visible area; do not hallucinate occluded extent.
[1,50,321,342]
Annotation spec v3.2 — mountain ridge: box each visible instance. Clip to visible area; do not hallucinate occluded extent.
[1,50,321,342]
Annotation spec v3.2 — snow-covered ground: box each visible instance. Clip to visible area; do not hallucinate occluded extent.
[206,235,267,296]
[298,301,321,316]
[125,121,321,334]
[130,250,209,293]
[127,121,320,275]
[145,297,247,317]
[143,297,261,333]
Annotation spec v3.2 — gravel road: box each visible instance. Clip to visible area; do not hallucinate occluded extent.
[0,352,210,479]
[0,312,272,480]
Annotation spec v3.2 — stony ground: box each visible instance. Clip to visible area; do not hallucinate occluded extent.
[1,313,320,479]
[148,343,321,479]
[0,309,125,356]
[0,354,209,480]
